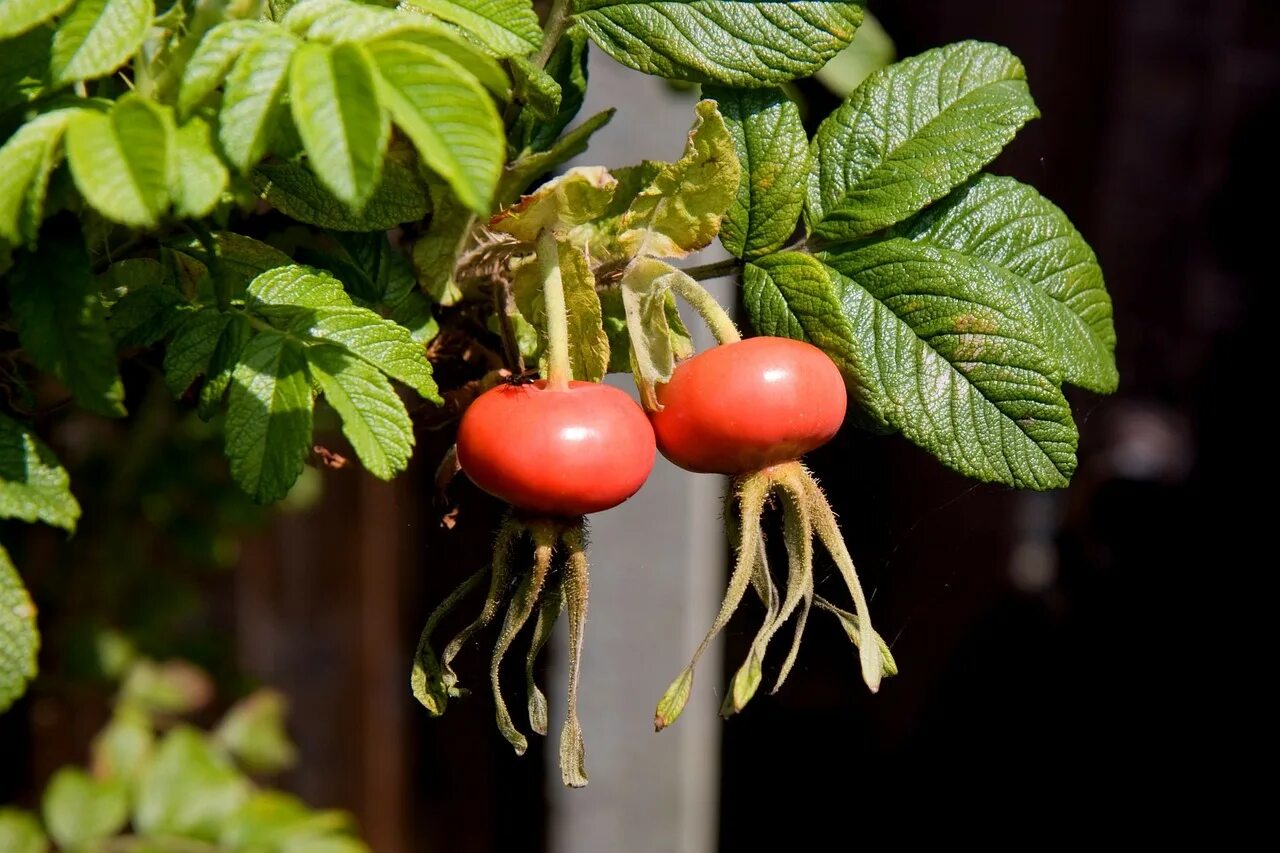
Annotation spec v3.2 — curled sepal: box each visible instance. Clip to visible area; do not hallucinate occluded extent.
[559,525,590,788]
[655,475,769,730]
[772,472,816,693]
[438,517,521,693]
[813,596,899,678]
[801,470,885,692]
[722,535,774,717]
[490,521,556,755]
[411,568,486,715]
[525,571,563,737]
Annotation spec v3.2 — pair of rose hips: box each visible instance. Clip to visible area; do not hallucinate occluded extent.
[457,336,846,507]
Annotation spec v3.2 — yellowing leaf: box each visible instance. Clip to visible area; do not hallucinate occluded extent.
[619,100,740,258]
[489,166,617,242]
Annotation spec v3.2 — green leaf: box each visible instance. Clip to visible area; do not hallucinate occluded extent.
[50,0,152,86]
[404,0,541,56]
[225,332,314,503]
[510,54,560,120]
[368,38,503,214]
[307,345,414,480]
[598,287,692,374]
[134,727,251,841]
[0,545,39,713]
[247,264,353,311]
[0,414,81,532]
[289,42,389,208]
[252,143,432,231]
[706,85,808,259]
[560,242,610,383]
[65,95,172,229]
[119,659,213,716]
[747,247,1078,488]
[0,27,53,114]
[219,30,298,171]
[807,41,1040,241]
[219,791,361,851]
[107,283,188,349]
[41,768,129,848]
[0,809,46,853]
[214,689,298,775]
[410,178,472,305]
[164,308,232,396]
[91,707,156,784]
[497,107,614,203]
[619,99,740,258]
[171,116,229,218]
[0,110,78,247]
[0,0,75,39]
[178,19,274,117]
[515,26,590,152]
[290,308,439,401]
[892,173,1118,393]
[10,236,126,417]
[490,165,617,242]
[199,314,252,419]
[572,0,864,86]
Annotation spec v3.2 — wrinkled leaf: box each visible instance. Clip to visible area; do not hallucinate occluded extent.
[307,345,415,480]
[0,545,39,713]
[0,414,81,532]
[490,166,617,242]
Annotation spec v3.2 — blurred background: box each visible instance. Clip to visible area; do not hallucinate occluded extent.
[2,0,1271,848]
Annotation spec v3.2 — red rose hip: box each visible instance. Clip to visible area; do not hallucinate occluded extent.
[458,380,656,516]
[650,337,847,475]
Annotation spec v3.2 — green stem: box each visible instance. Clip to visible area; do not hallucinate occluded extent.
[537,230,572,389]
[560,521,590,788]
[668,269,742,344]
[190,222,230,312]
[680,257,742,282]
[493,278,526,373]
[534,0,574,68]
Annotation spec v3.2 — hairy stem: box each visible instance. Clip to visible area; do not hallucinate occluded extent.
[537,230,572,389]
[680,257,742,282]
[559,522,590,787]
[490,521,555,754]
[492,277,526,374]
[800,468,883,692]
[668,270,741,344]
[534,0,574,68]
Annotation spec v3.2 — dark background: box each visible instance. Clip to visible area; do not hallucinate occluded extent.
[3,0,1271,848]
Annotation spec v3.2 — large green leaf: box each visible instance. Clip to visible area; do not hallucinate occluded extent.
[0,545,39,713]
[307,345,414,480]
[164,308,232,396]
[0,0,75,39]
[0,109,78,247]
[289,42,389,208]
[0,809,46,853]
[572,0,864,86]
[10,237,126,417]
[619,99,739,258]
[404,0,542,57]
[367,39,503,214]
[50,0,152,86]
[252,144,431,231]
[893,173,1118,393]
[746,246,1078,489]
[42,768,129,848]
[807,41,1039,241]
[178,19,274,117]
[219,30,298,172]
[65,95,171,228]
[199,314,252,419]
[224,332,314,503]
[171,116,229,218]
[706,85,808,259]
[247,265,440,400]
[0,414,81,532]
[134,727,251,841]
